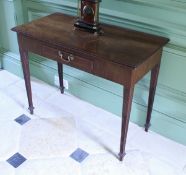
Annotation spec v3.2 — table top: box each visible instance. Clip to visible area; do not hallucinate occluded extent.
[12,13,169,68]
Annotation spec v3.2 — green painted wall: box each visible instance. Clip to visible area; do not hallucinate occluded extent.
[0,0,186,145]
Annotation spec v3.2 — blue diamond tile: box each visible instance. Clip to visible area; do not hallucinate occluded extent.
[70,148,89,163]
[7,153,26,168]
[15,114,31,125]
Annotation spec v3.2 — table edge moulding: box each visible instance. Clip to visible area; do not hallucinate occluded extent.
[12,12,169,161]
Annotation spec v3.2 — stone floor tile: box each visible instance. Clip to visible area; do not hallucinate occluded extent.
[33,101,73,119]
[0,161,15,175]
[0,121,21,161]
[0,91,26,120]
[46,91,91,117]
[76,120,121,155]
[19,117,78,159]
[9,91,43,112]
[15,77,58,100]
[0,70,21,89]
[15,158,81,175]
[130,130,186,169]
[81,153,148,175]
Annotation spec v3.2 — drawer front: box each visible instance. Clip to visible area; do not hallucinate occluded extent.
[93,59,132,86]
[42,46,93,73]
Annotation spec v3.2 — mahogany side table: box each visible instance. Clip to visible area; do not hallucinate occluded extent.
[12,13,169,161]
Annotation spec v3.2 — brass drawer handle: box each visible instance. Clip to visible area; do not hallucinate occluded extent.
[68,54,74,61]
[58,51,74,63]
[58,51,63,59]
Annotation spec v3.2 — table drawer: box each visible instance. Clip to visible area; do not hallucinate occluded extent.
[42,46,93,73]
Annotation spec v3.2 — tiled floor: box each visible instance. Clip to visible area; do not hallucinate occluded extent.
[0,70,186,175]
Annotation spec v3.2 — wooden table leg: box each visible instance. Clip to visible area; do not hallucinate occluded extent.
[119,85,134,161]
[145,63,160,132]
[20,49,34,114]
[57,62,64,94]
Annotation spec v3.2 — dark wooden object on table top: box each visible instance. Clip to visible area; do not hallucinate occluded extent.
[12,13,169,161]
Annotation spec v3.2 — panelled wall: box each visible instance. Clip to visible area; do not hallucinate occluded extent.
[0,0,186,145]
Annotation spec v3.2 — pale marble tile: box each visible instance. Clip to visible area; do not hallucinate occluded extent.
[15,77,58,100]
[0,70,21,89]
[130,130,186,169]
[46,92,91,117]
[15,158,81,175]
[19,117,78,159]
[142,153,181,175]
[124,150,150,175]
[33,101,73,119]
[0,91,16,105]
[82,151,179,175]
[125,150,181,175]
[78,106,122,133]
[47,90,140,146]
[64,98,141,139]
[76,119,121,155]
[1,81,23,98]
[1,79,47,117]
[75,104,141,141]
[0,121,21,161]
[0,161,15,175]
[81,152,149,175]
[9,91,43,113]
[0,92,26,120]
[182,164,186,175]
[0,87,37,120]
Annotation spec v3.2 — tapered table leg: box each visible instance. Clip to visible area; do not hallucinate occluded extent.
[119,85,134,161]
[57,62,64,94]
[20,49,34,114]
[145,63,160,132]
